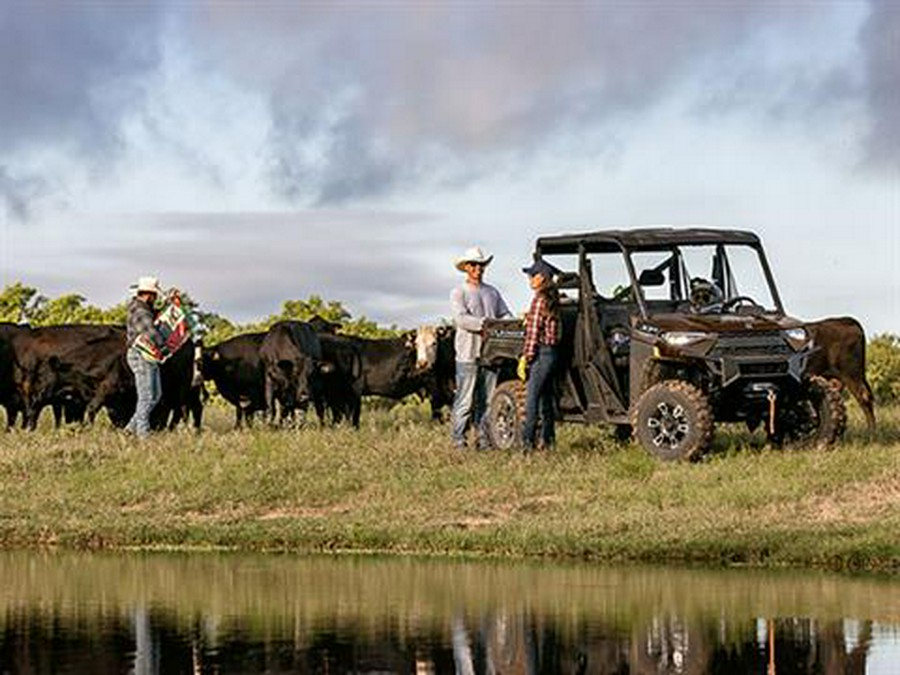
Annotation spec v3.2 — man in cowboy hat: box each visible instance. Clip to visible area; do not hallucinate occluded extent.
[125,275,165,438]
[450,246,511,449]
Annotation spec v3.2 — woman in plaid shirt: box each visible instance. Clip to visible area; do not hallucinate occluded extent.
[521,259,561,451]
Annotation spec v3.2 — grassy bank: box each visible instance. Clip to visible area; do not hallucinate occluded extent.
[1,402,898,572]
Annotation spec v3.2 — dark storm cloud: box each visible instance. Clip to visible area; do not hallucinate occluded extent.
[860,0,900,171]
[0,2,163,217]
[0,166,48,221]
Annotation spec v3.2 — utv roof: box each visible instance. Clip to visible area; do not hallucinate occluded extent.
[536,227,761,254]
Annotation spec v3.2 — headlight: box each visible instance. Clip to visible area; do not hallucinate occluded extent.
[784,327,810,350]
[662,331,710,347]
[784,327,808,342]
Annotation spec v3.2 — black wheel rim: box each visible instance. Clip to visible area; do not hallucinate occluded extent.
[646,401,690,450]
[492,395,518,449]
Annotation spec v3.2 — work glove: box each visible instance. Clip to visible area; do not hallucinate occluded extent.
[517,356,529,381]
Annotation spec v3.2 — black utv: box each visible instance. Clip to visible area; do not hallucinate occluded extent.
[481,228,844,460]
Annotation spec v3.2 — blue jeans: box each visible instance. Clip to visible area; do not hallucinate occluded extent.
[451,361,497,448]
[522,346,558,449]
[126,347,161,438]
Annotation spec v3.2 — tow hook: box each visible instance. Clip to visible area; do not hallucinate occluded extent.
[747,383,779,435]
[767,389,777,436]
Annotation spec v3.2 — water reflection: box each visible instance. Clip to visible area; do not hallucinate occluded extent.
[0,551,897,673]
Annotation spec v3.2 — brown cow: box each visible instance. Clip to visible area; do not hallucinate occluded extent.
[806,316,875,433]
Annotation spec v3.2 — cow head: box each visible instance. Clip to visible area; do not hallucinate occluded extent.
[273,354,320,408]
[414,325,439,371]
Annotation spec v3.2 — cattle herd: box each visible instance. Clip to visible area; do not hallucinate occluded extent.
[0,315,877,436]
[0,318,457,432]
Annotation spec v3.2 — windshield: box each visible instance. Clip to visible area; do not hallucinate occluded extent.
[628,243,780,316]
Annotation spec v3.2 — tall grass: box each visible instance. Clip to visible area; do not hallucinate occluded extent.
[0,400,897,571]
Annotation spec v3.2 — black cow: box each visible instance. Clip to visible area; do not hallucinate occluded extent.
[0,323,28,429]
[200,332,267,428]
[259,321,323,425]
[310,327,447,426]
[10,324,198,431]
[316,334,364,427]
[151,338,203,431]
[807,316,876,433]
[10,324,133,429]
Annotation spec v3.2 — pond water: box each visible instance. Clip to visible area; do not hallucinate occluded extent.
[0,551,898,674]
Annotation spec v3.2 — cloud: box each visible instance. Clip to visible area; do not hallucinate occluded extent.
[1,211,454,326]
[1,1,892,216]
[185,2,828,204]
[0,2,164,216]
[0,166,49,221]
[860,0,900,172]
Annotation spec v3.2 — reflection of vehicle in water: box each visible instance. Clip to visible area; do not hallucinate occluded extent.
[482,228,845,459]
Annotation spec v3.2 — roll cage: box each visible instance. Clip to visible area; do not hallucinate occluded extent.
[535,228,785,319]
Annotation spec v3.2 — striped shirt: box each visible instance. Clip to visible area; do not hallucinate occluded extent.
[523,293,559,362]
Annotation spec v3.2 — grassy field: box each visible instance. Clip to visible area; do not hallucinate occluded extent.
[0,400,898,572]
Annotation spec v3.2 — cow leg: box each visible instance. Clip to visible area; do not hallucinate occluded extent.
[189,390,203,432]
[265,379,277,425]
[167,405,183,431]
[351,394,361,429]
[847,379,877,434]
[52,402,63,429]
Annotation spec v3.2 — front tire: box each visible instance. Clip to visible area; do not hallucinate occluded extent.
[770,375,846,449]
[631,381,713,461]
[487,380,525,450]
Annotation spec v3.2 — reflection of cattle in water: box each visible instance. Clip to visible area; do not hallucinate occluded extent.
[807,317,876,434]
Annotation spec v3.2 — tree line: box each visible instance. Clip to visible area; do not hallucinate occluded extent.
[0,282,400,345]
[2,282,899,405]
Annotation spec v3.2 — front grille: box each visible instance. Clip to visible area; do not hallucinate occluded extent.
[710,331,791,357]
[739,361,789,376]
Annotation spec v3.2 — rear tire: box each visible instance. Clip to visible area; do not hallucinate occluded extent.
[631,381,713,461]
[487,380,525,450]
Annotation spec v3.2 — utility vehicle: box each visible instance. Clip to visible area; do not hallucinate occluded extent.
[481,228,844,460]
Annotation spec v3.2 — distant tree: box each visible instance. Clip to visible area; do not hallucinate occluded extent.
[0,282,46,323]
[264,295,351,327]
[867,334,900,404]
[36,294,111,325]
[0,283,404,341]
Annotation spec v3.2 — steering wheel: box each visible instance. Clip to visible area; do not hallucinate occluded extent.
[722,295,762,312]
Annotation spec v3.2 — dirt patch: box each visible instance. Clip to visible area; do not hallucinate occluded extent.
[257,505,352,521]
[788,475,900,527]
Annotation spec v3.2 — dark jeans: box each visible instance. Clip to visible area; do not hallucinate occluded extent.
[522,346,558,449]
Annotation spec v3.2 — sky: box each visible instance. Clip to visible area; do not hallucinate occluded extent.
[0,1,898,333]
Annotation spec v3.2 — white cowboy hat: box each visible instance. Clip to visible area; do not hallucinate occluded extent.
[454,246,494,271]
[131,275,164,296]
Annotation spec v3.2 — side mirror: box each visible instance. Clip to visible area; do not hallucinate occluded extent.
[638,269,665,287]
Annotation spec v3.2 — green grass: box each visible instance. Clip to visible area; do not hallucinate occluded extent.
[0,400,898,571]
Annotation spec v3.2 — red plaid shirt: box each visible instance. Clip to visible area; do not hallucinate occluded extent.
[523,294,559,362]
